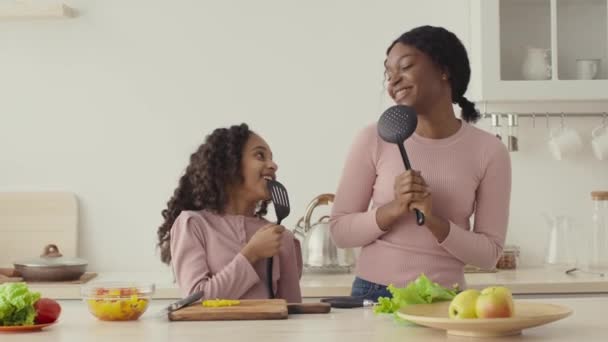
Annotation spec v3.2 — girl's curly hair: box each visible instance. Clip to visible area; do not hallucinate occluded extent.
[387,25,480,123]
[157,123,269,264]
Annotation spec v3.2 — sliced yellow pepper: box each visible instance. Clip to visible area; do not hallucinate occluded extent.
[202,299,241,307]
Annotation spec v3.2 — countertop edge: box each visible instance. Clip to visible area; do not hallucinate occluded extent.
[25,274,608,300]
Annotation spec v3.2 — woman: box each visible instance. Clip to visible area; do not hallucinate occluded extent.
[330,26,511,301]
[157,123,302,302]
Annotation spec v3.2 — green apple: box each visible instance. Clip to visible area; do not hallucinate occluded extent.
[448,289,481,319]
[475,286,514,318]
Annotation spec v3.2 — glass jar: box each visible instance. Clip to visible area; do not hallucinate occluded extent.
[507,113,519,152]
[589,191,608,270]
[491,114,503,141]
[496,245,520,270]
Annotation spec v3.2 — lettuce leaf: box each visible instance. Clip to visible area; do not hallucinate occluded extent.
[0,283,41,326]
[374,274,459,315]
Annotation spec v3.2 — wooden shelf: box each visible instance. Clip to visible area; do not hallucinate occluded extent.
[0,2,76,19]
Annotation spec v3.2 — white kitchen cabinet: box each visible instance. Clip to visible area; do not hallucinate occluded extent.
[469,0,608,102]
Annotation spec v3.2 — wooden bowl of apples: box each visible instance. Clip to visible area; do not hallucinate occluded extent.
[396,286,572,337]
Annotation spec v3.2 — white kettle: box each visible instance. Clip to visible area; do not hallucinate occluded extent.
[294,194,357,273]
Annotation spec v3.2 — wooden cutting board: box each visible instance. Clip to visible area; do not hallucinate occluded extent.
[287,302,331,314]
[169,299,289,321]
[0,192,78,268]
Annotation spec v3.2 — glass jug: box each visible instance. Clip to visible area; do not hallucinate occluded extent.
[544,214,577,268]
[589,191,608,270]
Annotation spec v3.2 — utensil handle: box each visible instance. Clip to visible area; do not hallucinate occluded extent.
[414,209,425,225]
[397,143,425,226]
[287,302,331,314]
[266,258,274,298]
[267,218,277,298]
[320,297,377,308]
[267,213,285,299]
[398,143,412,170]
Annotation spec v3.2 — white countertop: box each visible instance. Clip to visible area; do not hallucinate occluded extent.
[24,267,608,300]
[300,267,608,297]
[2,297,607,341]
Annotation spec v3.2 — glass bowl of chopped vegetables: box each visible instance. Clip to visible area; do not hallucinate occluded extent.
[81,282,155,321]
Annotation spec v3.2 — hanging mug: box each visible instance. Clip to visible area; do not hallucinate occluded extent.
[548,126,582,160]
[591,124,608,160]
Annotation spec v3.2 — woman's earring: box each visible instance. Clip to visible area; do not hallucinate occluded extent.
[442,74,448,80]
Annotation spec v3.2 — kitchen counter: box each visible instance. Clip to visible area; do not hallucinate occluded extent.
[2,296,607,342]
[24,267,608,299]
[301,267,608,297]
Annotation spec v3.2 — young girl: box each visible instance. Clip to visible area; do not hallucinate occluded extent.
[157,123,302,302]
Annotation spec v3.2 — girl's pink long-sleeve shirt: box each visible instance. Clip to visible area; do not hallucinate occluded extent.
[330,121,511,289]
[170,209,302,302]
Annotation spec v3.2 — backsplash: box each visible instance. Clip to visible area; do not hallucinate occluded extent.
[476,114,608,267]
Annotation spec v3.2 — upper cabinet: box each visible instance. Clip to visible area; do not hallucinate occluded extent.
[469,0,608,102]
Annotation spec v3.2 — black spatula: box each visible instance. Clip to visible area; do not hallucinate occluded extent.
[266,179,291,298]
[377,105,425,225]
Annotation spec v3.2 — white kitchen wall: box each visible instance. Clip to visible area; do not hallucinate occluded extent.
[1,0,607,272]
[475,108,608,268]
